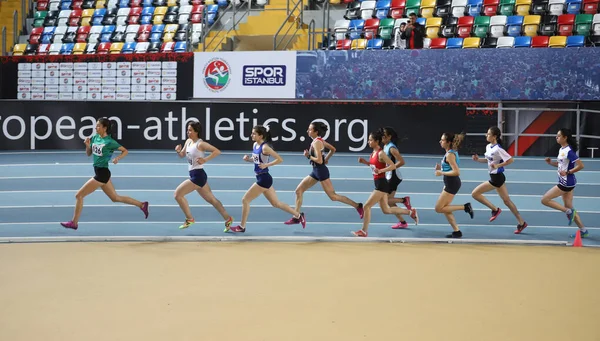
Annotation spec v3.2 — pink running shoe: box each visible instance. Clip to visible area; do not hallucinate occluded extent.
[284,216,300,225]
[391,221,409,229]
[229,225,246,233]
[489,208,501,222]
[60,221,78,230]
[356,203,364,219]
[298,212,306,229]
[141,202,149,219]
[410,208,419,225]
[403,196,412,210]
[352,229,368,237]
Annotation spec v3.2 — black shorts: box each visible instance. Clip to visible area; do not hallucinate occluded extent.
[443,175,461,195]
[93,166,111,184]
[488,173,506,188]
[256,172,273,189]
[309,165,330,182]
[189,168,207,187]
[386,174,402,194]
[557,184,575,192]
[374,178,389,193]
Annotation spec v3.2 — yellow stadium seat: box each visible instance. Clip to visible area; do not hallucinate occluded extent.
[523,15,541,36]
[420,0,437,17]
[548,35,567,47]
[167,0,178,5]
[515,0,532,16]
[73,42,87,54]
[109,42,124,53]
[425,17,443,38]
[462,37,481,48]
[351,38,367,50]
[12,44,27,56]
[153,6,168,25]
[95,0,106,8]
[162,24,178,42]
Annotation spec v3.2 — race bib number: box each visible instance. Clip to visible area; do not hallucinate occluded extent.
[186,152,193,165]
[370,164,377,175]
[252,154,260,163]
[92,143,104,156]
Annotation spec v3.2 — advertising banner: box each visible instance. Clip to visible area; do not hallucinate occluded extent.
[193,51,296,99]
[0,101,494,153]
[0,53,194,100]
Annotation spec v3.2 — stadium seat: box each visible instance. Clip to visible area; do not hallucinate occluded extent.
[498,0,515,15]
[429,36,447,48]
[531,35,549,47]
[593,14,600,35]
[153,6,168,24]
[530,0,547,14]
[583,0,599,13]
[481,36,498,47]
[96,42,111,53]
[38,43,50,55]
[575,14,593,36]
[161,23,178,42]
[566,34,585,46]
[466,0,483,16]
[506,15,524,37]
[549,35,567,47]
[558,14,575,36]
[85,42,97,53]
[565,0,582,13]
[12,44,26,56]
[48,43,62,55]
[336,39,352,49]
[451,0,467,17]
[496,35,514,47]
[364,18,379,39]
[344,2,361,20]
[72,42,86,54]
[57,9,71,26]
[109,42,124,53]
[134,41,149,52]
[426,17,443,38]
[515,0,531,15]
[435,0,452,17]
[390,0,406,18]
[420,0,437,17]
[29,27,43,44]
[514,35,531,46]
[473,15,490,38]
[121,41,136,53]
[351,38,368,49]
[446,37,463,48]
[360,1,376,19]
[523,15,541,36]
[60,42,75,54]
[463,36,481,47]
[440,16,458,37]
[540,15,557,36]
[163,6,179,24]
[405,0,422,16]
[378,18,395,40]
[174,40,187,52]
[33,11,48,28]
[548,0,565,15]
[489,15,507,37]
[160,41,175,52]
[457,15,474,38]
[483,0,499,15]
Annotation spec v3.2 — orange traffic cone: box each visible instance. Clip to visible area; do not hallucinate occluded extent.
[573,230,583,247]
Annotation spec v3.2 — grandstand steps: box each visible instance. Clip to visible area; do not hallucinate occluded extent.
[290,27,324,50]
[0,0,24,50]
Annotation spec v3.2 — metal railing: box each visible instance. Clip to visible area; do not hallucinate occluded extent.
[202,1,253,52]
[273,0,303,50]
[307,18,315,50]
[1,26,6,56]
[467,105,600,157]
[13,10,18,49]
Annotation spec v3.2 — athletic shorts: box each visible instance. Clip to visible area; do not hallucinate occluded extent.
[189,168,207,188]
[488,173,506,188]
[256,172,273,189]
[386,174,402,194]
[93,166,111,184]
[374,178,389,193]
[557,184,575,192]
[309,165,330,182]
[443,175,461,195]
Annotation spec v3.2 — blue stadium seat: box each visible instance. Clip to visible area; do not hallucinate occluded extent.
[566,34,585,46]
[514,35,531,47]
[446,37,463,48]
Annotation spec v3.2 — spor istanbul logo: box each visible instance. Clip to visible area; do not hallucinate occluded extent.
[203,58,231,92]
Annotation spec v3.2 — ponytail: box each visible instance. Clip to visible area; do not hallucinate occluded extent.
[489,126,503,147]
[443,131,465,150]
[98,117,117,139]
[253,125,272,144]
[559,128,578,151]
